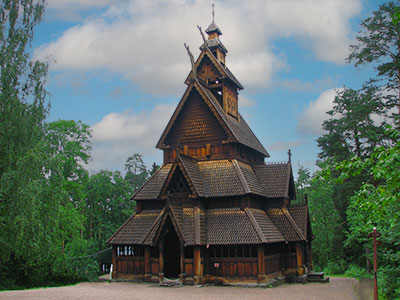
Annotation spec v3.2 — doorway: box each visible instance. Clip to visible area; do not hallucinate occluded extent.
[163,217,181,278]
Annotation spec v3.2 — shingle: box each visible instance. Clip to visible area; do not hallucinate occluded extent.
[288,206,308,238]
[253,163,289,198]
[205,21,222,35]
[200,38,228,53]
[207,208,261,245]
[198,160,244,197]
[249,209,285,243]
[198,82,268,156]
[133,164,172,200]
[236,160,266,196]
[179,155,205,197]
[107,209,162,245]
[266,208,303,242]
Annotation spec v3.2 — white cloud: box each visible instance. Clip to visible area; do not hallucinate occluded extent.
[297,88,343,136]
[239,95,256,108]
[36,0,362,95]
[87,104,175,171]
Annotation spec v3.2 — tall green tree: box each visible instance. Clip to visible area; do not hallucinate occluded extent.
[0,0,55,289]
[125,153,148,192]
[348,1,400,119]
[332,128,400,299]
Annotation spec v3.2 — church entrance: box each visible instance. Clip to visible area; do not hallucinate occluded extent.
[163,217,181,278]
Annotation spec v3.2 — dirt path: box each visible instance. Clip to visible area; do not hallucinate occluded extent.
[0,277,361,300]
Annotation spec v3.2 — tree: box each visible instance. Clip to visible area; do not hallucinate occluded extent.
[335,127,400,299]
[0,0,57,289]
[317,86,387,162]
[294,164,311,204]
[125,153,148,192]
[348,1,400,119]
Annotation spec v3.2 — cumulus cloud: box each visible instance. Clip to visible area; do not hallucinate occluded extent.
[297,88,343,136]
[239,95,256,108]
[35,0,362,95]
[87,104,175,171]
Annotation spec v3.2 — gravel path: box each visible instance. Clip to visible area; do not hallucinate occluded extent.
[0,277,361,300]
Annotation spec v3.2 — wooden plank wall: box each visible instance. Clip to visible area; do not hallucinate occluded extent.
[207,258,258,277]
[117,257,145,274]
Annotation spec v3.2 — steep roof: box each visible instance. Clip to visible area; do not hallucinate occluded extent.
[185,47,243,90]
[157,80,268,157]
[205,20,222,35]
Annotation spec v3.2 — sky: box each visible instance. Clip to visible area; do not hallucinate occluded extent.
[32,0,386,176]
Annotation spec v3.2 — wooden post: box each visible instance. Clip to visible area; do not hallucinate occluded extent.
[257,245,266,283]
[159,242,164,283]
[369,227,381,300]
[145,246,151,282]
[296,242,304,276]
[180,247,185,283]
[194,246,201,284]
[112,245,117,279]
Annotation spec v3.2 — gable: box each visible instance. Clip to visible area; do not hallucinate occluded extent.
[197,55,221,84]
[164,88,228,146]
[167,167,192,194]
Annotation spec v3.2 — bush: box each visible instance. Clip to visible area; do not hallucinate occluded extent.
[324,260,348,275]
[344,264,372,279]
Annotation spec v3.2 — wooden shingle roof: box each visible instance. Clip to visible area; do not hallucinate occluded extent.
[266,208,305,242]
[133,164,173,200]
[132,157,297,201]
[197,81,268,156]
[157,80,267,156]
[206,208,261,245]
[253,163,292,198]
[107,209,164,245]
[107,205,307,246]
[288,206,309,239]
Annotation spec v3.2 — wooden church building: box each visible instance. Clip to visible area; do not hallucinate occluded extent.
[107,17,312,285]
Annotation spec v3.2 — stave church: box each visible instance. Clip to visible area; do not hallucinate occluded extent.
[107,15,313,285]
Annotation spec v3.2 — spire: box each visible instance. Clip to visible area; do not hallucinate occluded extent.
[205,4,222,37]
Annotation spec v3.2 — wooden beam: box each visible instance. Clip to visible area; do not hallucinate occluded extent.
[159,242,164,283]
[258,245,266,283]
[180,247,185,283]
[296,242,304,276]
[194,246,201,284]
[145,246,151,282]
[112,245,117,279]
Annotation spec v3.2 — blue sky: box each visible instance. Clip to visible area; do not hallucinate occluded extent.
[32,0,385,175]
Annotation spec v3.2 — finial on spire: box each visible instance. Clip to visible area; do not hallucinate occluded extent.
[288,149,292,162]
[212,4,215,22]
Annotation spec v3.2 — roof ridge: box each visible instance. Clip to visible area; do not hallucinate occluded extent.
[194,205,201,245]
[166,201,186,245]
[177,154,204,197]
[244,208,266,243]
[232,159,250,194]
[140,207,166,245]
[282,208,306,241]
